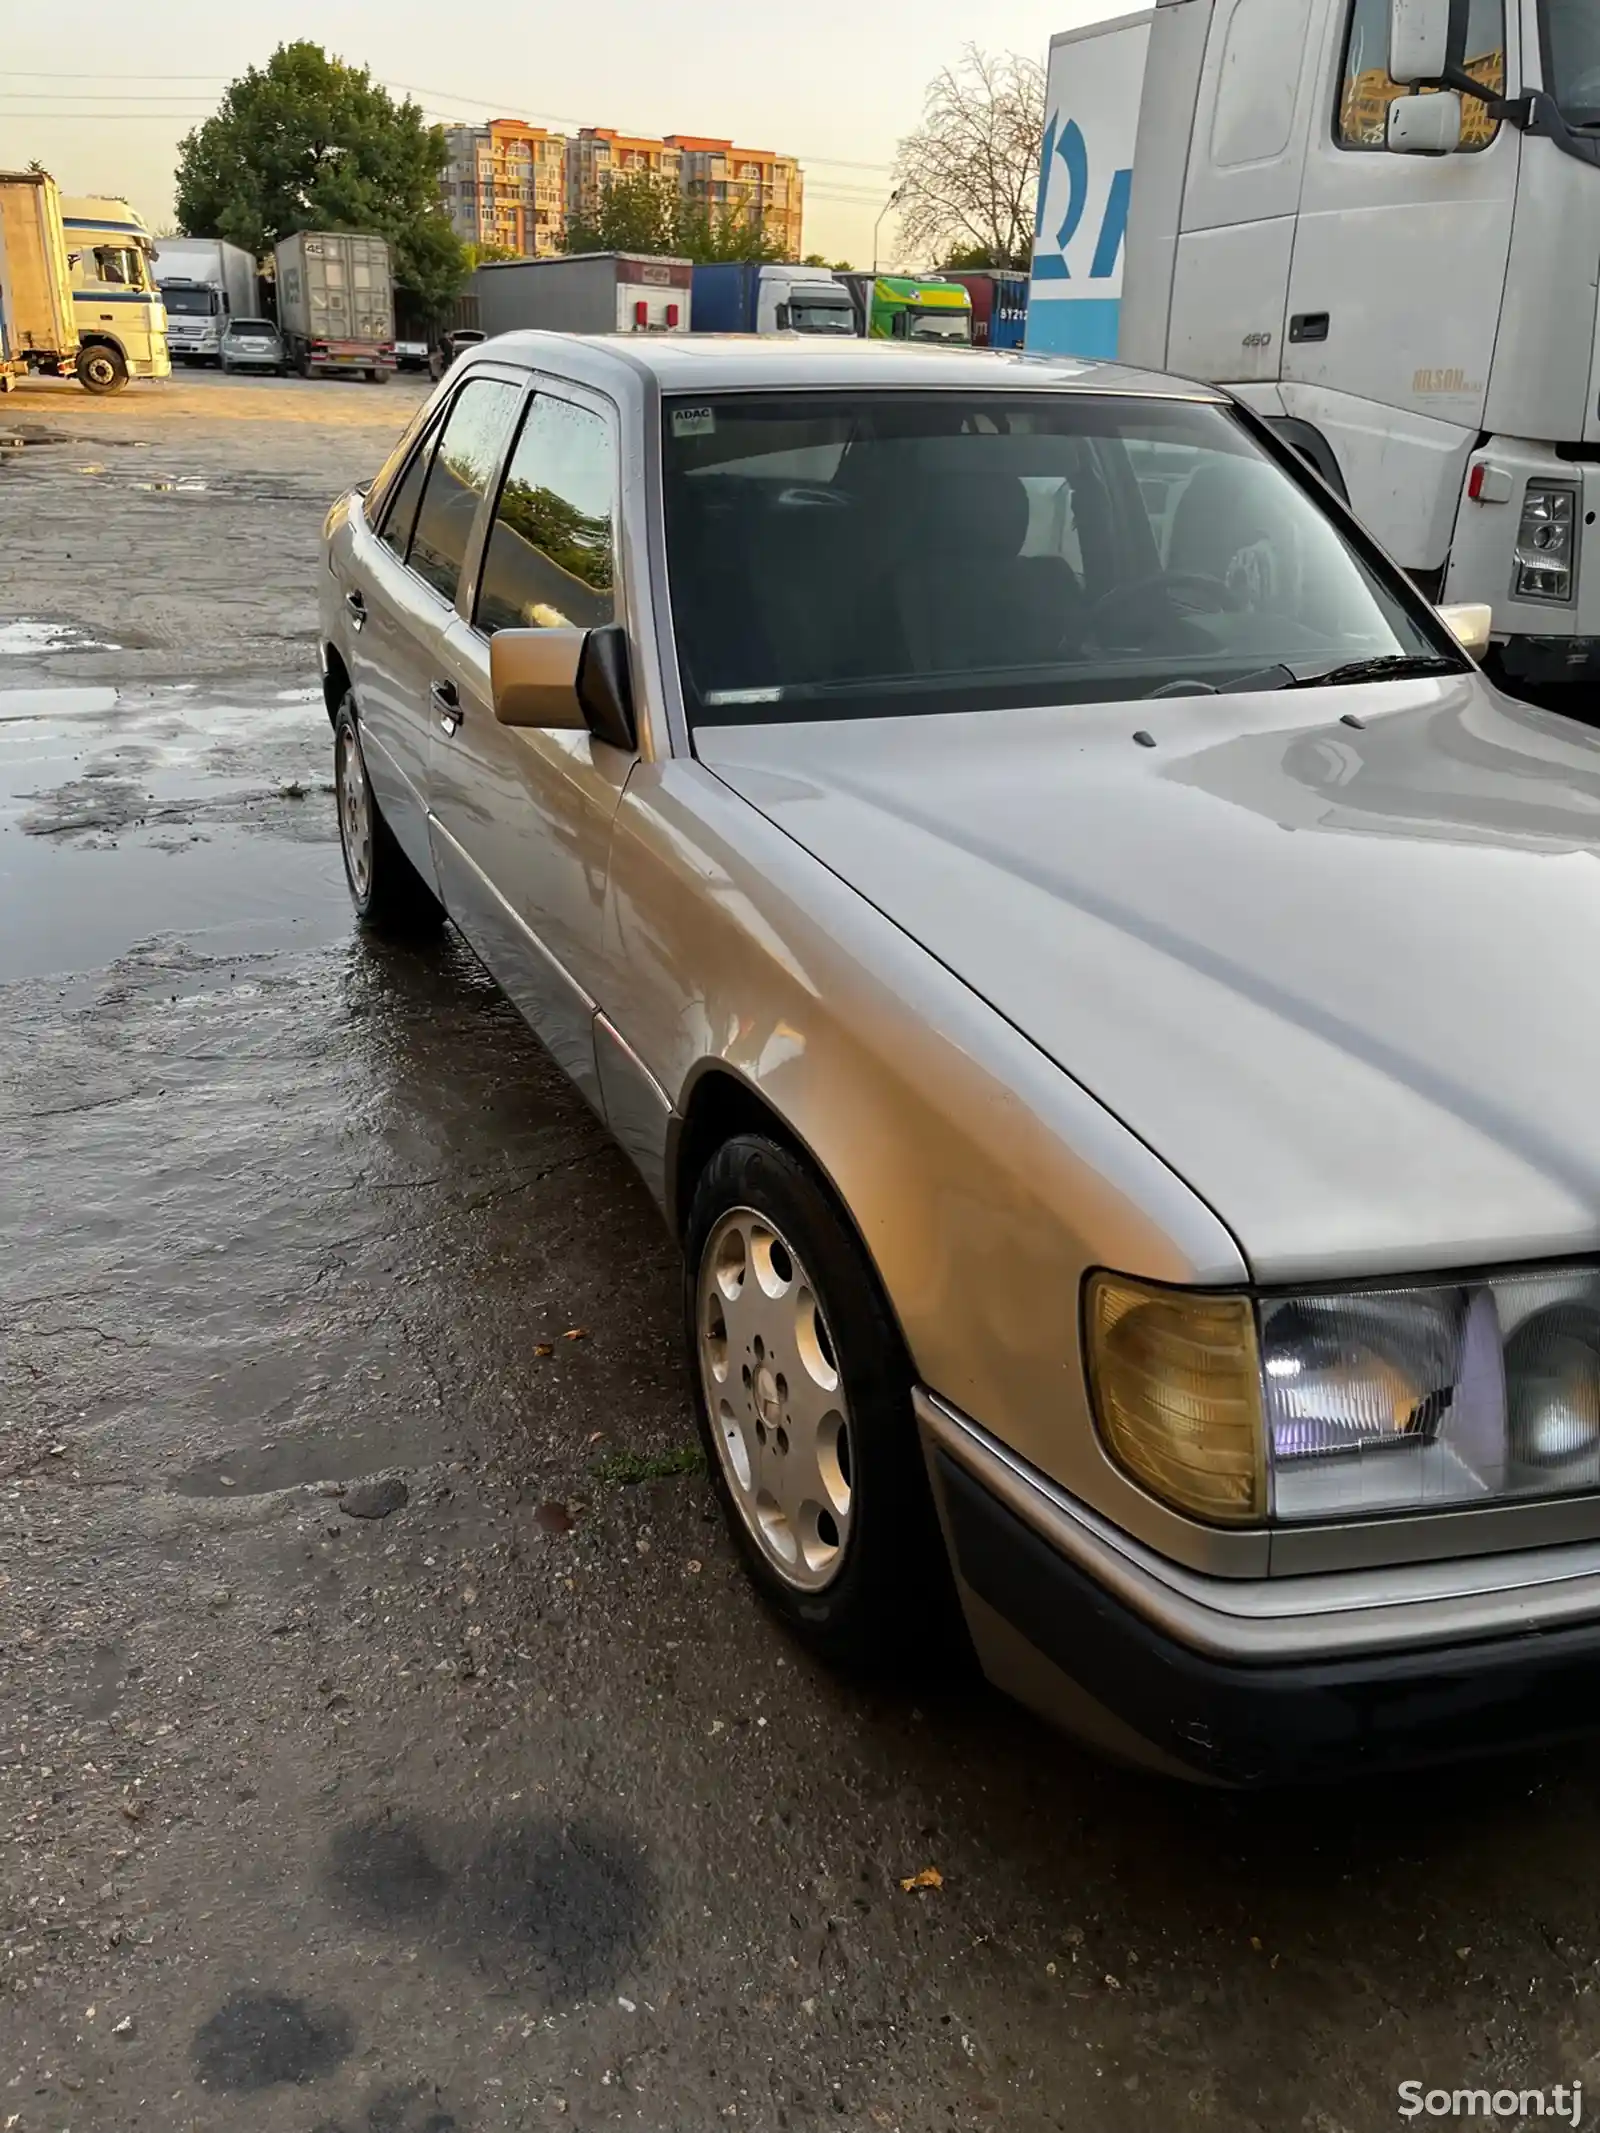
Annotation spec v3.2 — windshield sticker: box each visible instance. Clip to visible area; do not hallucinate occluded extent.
[673,406,717,438]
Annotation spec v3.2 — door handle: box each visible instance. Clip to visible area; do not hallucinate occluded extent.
[1289,312,1330,344]
[431,678,462,735]
[344,588,366,630]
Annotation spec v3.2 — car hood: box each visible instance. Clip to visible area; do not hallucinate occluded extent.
[699,678,1600,1283]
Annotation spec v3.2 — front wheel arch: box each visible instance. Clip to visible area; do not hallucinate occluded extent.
[669,1063,916,1372]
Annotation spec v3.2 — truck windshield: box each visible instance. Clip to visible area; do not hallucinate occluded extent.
[661,392,1450,726]
[793,298,857,334]
[789,299,856,336]
[906,310,972,345]
[162,287,218,316]
[1544,0,1600,125]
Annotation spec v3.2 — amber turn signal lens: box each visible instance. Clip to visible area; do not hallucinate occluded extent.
[1085,1275,1266,1525]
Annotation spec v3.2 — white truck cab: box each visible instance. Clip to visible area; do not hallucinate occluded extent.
[1030,0,1600,695]
[61,196,169,389]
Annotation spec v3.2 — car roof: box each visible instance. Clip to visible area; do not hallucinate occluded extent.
[474,331,1222,401]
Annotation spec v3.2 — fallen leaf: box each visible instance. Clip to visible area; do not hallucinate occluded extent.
[564,1327,589,1342]
[1249,1936,1262,1952]
[899,1867,943,1892]
[533,1342,554,1358]
[687,1559,703,1574]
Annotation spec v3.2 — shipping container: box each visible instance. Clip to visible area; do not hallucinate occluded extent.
[273,230,395,379]
[474,252,692,338]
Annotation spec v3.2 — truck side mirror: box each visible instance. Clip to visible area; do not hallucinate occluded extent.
[1436,601,1492,658]
[1387,90,1464,153]
[1388,0,1462,84]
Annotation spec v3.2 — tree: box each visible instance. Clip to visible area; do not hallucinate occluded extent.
[562,170,679,257]
[892,46,1045,272]
[563,168,786,264]
[174,42,468,316]
[465,242,523,269]
[802,253,855,272]
[943,240,1011,271]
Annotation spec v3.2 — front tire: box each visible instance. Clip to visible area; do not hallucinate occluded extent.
[333,696,445,938]
[76,344,127,395]
[685,1133,950,1670]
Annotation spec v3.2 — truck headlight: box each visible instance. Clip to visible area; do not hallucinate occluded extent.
[1514,483,1578,603]
[1086,1268,1600,1525]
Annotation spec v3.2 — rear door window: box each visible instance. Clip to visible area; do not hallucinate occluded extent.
[376,422,439,561]
[406,377,523,605]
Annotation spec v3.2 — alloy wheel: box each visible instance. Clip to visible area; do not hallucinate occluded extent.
[696,1206,854,1591]
[336,721,373,901]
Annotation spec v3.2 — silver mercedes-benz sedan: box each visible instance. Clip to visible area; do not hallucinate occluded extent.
[320,333,1600,1784]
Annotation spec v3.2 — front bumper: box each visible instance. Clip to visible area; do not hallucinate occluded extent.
[920,1393,1600,1784]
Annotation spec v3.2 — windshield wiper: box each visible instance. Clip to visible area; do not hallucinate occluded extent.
[1284,653,1463,689]
[1144,664,1296,698]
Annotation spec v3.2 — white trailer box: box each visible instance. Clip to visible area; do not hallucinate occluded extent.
[1026,11,1151,360]
[153,237,257,362]
[474,252,692,338]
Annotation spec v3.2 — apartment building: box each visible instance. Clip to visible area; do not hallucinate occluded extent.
[444,119,568,258]
[566,127,804,257]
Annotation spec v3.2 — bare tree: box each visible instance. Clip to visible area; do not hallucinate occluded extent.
[892,46,1046,270]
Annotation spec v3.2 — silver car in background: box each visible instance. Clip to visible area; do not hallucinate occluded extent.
[220,318,286,376]
[320,334,1600,1785]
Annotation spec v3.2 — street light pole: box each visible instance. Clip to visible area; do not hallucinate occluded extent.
[871,187,902,276]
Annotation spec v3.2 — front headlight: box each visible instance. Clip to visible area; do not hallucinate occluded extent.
[1514,483,1578,603]
[1086,1268,1600,1525]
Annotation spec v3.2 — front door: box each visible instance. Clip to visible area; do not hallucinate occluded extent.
[1282,0,1520,553]
[1168,0,1319,385]
[429,383,634,1112]
[346,374,523,892]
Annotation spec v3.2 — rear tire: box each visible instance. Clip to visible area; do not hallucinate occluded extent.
[76,344,127,395]
[684,1133,953,1671]
[333,696,445,939]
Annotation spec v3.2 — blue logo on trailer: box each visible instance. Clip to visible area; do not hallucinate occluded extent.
[1027,111,1134,358]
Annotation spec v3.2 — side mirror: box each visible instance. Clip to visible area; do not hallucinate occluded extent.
[490,622,636,748]
[1389,0,1460,84]
[1387,91,1464,153]
[1437,601,1493,659]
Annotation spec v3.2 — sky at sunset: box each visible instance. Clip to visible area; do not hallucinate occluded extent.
[4,0,1119,265]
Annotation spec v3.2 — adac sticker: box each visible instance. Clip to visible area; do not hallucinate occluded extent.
[672,405,716,438]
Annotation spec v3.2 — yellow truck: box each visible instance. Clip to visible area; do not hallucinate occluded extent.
[0,170,169,393]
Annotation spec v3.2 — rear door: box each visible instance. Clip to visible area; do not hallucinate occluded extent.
[429,379,633,1110]
[344,371,522,888]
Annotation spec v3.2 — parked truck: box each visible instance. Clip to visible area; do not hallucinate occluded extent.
[0,173,167,393]
[689,261,855,335]
[836,273,974,343]
[474,252,693,336]
[0,170,75,391]
[1028,0,1600,699]
[941,269,1029,349]
[152,237,256,365]
[272,230,395,380]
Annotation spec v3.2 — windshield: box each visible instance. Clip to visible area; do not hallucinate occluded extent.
[789,299,856,336]
[906,309,971,344]
[661,393,1449,727]
[1544,0,1600,124]
[162,287,218,316]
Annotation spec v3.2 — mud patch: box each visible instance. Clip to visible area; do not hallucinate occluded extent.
[194,1990,354,2092]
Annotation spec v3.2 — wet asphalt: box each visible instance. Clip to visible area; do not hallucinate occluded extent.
[5,372,1600,2133]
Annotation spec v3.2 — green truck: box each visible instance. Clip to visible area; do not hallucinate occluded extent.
[837,273,974,344]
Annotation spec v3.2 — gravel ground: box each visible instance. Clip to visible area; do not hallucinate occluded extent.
[4,369,1600,2133]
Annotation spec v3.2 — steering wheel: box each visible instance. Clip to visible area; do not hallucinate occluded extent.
[1091,572,1244,638]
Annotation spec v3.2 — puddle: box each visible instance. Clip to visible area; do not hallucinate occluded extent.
[0,678,349,980]
[0,619,121,655]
